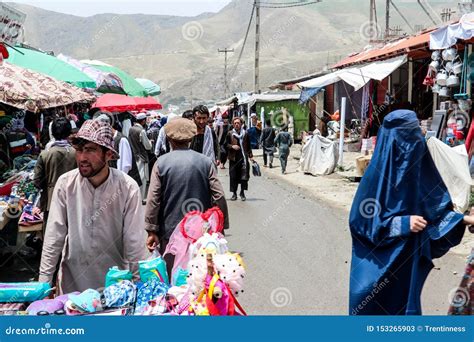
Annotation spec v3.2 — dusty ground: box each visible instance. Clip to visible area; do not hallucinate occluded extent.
[252,144,473,258]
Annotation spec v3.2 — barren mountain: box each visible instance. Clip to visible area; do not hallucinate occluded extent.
[9,0,457,107]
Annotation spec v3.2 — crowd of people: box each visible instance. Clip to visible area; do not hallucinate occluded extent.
[5,102,471,316]
[24,104,292,294]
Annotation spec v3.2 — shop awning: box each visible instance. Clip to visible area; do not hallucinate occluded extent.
[7,46,97,89]
[133,96,163,110]
[135,78,161,96]
[57,54,126,95]
[430,13,474,49]
[0,62,95,111]
[333,32,431,68]
[240,93,301,107]
[298,55,407,91]
[83,60,148,97]
[92,94,162,112]
[299,87,324,104]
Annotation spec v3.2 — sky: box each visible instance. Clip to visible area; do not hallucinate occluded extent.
[8,0,233,17]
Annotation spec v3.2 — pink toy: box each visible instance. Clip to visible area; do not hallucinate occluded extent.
[164,207,224,283]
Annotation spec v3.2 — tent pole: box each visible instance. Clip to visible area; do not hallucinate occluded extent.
[338,97,347,167]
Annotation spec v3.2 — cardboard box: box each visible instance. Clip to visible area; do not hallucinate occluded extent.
[356,154,372,176]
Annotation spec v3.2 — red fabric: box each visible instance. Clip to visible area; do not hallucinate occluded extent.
[92,94,137,112]
[133,97,163,110]
[92,94,162,112]
[0,181,17,196]
[179,207,224,242]
[466,118,474,159]
[0,44,8,59]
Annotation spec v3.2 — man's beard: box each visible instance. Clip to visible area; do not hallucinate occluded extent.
[79,159,107,178]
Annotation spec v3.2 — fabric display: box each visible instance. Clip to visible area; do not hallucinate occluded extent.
[135,278,170,314]
[65,289,102,315]
[103,280,136,308]
[1,207,246,316]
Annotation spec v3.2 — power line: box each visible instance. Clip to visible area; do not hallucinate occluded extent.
[260,0,322,8]
[218,48,234,98]
[259,0,322,9]
[229,3,255,80]
[230,0,322,92]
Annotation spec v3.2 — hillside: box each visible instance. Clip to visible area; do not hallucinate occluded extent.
[9,0,457,107]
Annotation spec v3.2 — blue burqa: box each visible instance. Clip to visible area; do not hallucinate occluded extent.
[349,110,466,315]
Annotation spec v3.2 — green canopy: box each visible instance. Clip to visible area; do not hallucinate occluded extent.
[87,63,148,97]
[7,46,97,89]
[136,78,161,96]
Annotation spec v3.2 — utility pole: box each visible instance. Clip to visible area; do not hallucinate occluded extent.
[218,48,234,98]
[385,0,390,39]
[254,0,261,94]
[369,0,376,42]
[441,8,455,22]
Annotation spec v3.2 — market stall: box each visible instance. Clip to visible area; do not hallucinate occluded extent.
[82,60,149,97]
[58,54,126,95]
[426,13,474,150]
[91,93,163,112]
[0,208,247,316]
[0,62,95,111]
[6,45,97,89]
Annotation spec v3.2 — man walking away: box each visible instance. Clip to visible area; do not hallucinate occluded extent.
[145,118,229,276]
[274,126,293,174]
[260,119,276,168]
[33,118,77,234]
[216,114,230,169]
[128,113,152,202]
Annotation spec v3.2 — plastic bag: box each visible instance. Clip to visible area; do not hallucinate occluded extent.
[0,282,52,303]
[138,250,169,285]
[105,266,133,287]
[252,161,261,177]
[173,268,189,287]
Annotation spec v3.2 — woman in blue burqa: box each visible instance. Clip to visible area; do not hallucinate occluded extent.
[349,110,474,315]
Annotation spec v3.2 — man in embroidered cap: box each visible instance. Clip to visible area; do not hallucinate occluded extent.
[128,112,152,202]
[145,118,229,276]
[39,120,147,294]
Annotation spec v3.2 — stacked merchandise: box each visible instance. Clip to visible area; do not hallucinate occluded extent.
[0,171,42,229]
[0,207,246,316]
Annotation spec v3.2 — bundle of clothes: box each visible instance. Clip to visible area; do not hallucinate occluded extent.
[0,207,246,316]
[0,170,42,227]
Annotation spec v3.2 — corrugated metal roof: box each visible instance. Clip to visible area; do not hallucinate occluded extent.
[333,30,433,68]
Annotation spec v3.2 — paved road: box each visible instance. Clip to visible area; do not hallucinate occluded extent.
[217,169,467,315]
